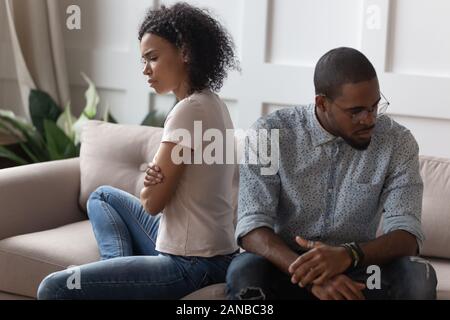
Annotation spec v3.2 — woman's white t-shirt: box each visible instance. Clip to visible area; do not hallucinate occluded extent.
[155,89,239,257]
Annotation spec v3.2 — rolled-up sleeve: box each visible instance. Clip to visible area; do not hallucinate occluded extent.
[235,120,281,244]
[382,130,425,251]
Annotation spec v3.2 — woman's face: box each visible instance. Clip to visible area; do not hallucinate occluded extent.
[140,33,189,98]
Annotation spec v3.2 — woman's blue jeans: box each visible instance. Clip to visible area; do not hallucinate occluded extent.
[37,186,235,300]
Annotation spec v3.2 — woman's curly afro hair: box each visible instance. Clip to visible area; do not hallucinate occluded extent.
[138,2,239,94]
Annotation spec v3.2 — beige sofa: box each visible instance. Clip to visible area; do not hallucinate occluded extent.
[0,121,449,300]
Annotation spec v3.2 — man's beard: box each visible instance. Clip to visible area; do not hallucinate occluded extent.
[342,136,371,151]
[341,124,376,151]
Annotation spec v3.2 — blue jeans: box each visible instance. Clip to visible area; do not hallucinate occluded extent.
[37,186,235,300]
[226,252,437,300]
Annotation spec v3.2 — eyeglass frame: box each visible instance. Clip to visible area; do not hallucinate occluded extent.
[317,92,390,124]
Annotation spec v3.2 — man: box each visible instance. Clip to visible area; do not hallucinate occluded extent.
[226,47,437,300]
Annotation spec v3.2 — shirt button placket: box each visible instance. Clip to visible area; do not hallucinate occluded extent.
[327,144,339,228]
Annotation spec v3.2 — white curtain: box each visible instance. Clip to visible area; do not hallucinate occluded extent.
[5,0,70,119]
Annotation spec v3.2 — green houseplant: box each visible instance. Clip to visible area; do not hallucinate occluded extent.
[0,73,169,168]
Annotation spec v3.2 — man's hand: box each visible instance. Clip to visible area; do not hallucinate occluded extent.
[288,236,352,287]
[143,162,164,187]
[311,274,366,300]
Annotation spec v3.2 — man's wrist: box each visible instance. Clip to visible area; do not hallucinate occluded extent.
[340,242,365,270]
[339,245,353,271]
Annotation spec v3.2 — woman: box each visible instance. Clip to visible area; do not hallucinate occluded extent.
[37,2,239,299]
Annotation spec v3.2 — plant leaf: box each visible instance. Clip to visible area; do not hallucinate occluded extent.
[0,145,28,165]
[107,112,118,124]
[56,101,77,142]
[0,110,31,141]
[0,110,48,161]
[0,129,20,145]
[44,119,77,161]
[29,89,62,137]
[141,110,167,128]
[75,143,81,156]
[0,119,24,144]
[72,113,90,146]
[19,143,40,163]
[81,72,99,119]
[102,103,118,124]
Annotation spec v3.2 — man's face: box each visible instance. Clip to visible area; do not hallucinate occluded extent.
[323,78,380,150]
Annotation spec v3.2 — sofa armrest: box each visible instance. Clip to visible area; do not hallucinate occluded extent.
[0,158,86,240]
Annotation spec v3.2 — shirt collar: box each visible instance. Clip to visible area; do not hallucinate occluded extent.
[307,104,338,148]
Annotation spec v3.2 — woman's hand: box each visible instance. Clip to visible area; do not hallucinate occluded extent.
[140,142,185,214]
[144,162,164,187]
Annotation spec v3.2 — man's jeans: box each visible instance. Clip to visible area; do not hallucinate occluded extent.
[226,252,437,300]
[37,186,234,299]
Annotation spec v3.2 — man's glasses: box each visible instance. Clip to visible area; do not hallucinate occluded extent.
[318,92,390,124]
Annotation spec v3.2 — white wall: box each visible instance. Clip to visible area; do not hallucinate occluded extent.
[2,0,450,158]
[58,0,152,124]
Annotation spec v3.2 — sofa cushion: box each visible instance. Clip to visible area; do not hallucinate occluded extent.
[79,121,163,211]
[428,258,450,300]
[419,156,450,259]
[0,291,33,300]
[0,220,99,298]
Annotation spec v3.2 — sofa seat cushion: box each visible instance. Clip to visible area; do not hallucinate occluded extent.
[0,220,99,298]
[428,258,450,300]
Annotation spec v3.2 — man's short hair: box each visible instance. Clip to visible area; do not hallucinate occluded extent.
[314,47,377,100]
